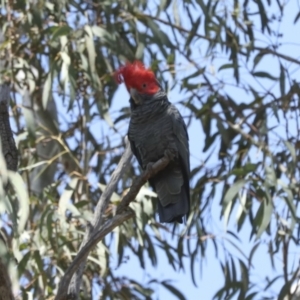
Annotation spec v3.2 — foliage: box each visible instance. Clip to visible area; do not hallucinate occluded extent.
[0,0,300,299]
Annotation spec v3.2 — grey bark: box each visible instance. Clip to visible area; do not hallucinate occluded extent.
[0,259,14,300]
[0,84,17,300]
[67,139,133,298]
[0,83,18,172]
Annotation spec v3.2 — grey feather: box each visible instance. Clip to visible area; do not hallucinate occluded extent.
[128,92,190,223]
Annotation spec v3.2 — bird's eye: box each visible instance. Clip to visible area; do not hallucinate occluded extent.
[142,83,147,88]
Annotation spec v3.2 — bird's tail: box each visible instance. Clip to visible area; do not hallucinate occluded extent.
[151,163,189,223]
[157,187,189,223]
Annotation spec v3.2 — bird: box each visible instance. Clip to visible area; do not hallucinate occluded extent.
[114,61,190,223]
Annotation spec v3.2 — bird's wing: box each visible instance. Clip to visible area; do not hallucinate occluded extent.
[128,136,144,167]
[128,104,144,169]
[153,103,190,222]
[169,104,190,180]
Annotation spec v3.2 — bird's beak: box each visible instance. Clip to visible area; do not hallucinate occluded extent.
[129,88,142,105]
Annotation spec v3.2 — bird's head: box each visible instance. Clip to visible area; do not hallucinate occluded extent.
[114,61,162,106]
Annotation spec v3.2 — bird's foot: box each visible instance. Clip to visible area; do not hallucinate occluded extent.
[146,162,154,173]
[164,149,177,161]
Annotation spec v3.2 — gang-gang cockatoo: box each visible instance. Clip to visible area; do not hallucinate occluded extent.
[115,61,190,223]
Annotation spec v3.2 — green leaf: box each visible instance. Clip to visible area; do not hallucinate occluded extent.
[184,68,206,82]
[256,197,273,238]
[84,25,96,74]
[218,63,235,71]
[253,52,267,70]
[161,280,186,300]
[236,189,247,226]
[92,26,113,41]
[277,179,297,221]
[239,260,249,291]
[252,71,277,80]
[18,250,31,275]
[58,177,80,218]
[51,25,72,40]
[33,249,44,274]
[248,243,260,267]
[22,106,36,138]
[230,163,257,176]
[284,140,296,162]
[7,171,29,234]
[131,279,154,297]
[222,179,247,226]
[135,42,145,59]
[96,242,108,277]
[185,16,201,48]
[0,139,7,186]
[159,0,172,11]
[255,0,269,33]
[42,72,52,110]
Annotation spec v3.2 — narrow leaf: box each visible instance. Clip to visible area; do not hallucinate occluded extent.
[8,171,29,234]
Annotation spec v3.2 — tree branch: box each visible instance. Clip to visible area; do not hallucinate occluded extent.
[55,146,170,300]
[55,209,134,300]
[116,155,170,214]
[66,139,133,297]
[0,258,14,300]
[0,83,18,173]
[0,82,18,300]
[254,46,300,66]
